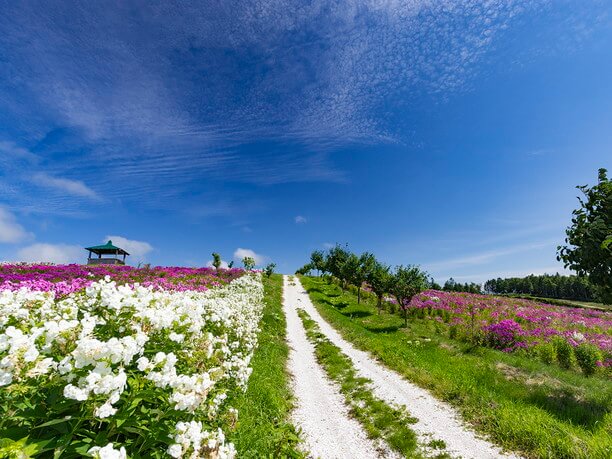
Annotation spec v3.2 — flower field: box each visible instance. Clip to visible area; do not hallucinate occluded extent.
[0,264,263,458]
[408,290,611,372]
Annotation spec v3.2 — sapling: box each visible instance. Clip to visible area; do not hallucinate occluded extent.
[390,265,429,327]
[243,256,256,271]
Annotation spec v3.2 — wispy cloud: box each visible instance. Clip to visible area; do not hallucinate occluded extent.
[33,173,101,201]
[295,215,307,224]
[0,0,599,205]
[0,207,31,243]
[0,141,39,163]
[425,240,556,273]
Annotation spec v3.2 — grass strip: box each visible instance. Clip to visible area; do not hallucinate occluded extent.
[301,276,612,459]
[296,308,427,459]
[228,274,304,458]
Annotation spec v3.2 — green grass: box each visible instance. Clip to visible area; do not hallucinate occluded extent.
[228,274,303,458]
[301,276,612,459]
[297,308,425,458]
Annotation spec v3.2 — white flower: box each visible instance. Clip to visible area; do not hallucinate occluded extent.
[94,402,117,419]
[63,384,89,401]
[167,444,183,458]
[88,443,127,459]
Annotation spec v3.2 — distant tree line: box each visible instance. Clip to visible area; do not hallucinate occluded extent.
[435,278,482,294]
[483,273,598,302]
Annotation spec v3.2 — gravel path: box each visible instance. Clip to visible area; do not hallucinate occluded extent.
[282,275,391,459]
[286,276,521,459]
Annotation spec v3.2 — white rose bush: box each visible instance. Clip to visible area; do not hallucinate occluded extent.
[0,265,264,458]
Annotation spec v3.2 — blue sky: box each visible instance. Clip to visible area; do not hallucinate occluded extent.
[0,1,610,282]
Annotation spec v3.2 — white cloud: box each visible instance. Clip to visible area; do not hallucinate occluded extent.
[206,259,229,269]
[34,173,101,200]
[0,207,31,243]
[323,242,334,249]
[233,247,266,265]
[295,215,307,224]
[104,235,153,259]
[17,243,82,264]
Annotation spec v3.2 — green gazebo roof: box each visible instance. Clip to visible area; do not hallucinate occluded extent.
[85,240,130,255]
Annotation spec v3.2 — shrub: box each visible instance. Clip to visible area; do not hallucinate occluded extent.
[553,337,575,369]
[264,263,276,278]
[574,343,602,376]
[536,342,556,365]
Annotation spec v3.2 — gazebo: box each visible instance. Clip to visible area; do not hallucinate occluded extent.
[85,240,129,265]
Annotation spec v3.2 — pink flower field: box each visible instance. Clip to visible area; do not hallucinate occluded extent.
[407,290,611,365]
[0,263,245,296]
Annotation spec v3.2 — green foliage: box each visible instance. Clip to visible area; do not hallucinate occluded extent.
[242,256,256,270]
[309,250,327,275]
[212,252,222,270]
[325,244,350,280]
[535,342,556,365]
[263,263,276,278]
[340,253,361,291]
[574,343,603,376]
[295,263,313,275]
[367,262,393,313]
[484,273,599,303]
[390,265,429,326]
[442,277,482,294]
[553,336,575,369]
[558,168,612,304]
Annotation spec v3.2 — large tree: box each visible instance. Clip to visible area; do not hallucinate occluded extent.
[557,168,612,303]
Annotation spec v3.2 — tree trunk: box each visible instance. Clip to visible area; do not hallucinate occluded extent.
[357,287,361,304]
[377,296,382,314]
[403,307,408,327]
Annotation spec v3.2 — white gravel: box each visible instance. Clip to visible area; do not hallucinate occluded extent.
[286,276,522,459]
[282,275,392,459]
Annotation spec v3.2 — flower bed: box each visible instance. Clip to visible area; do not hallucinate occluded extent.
[407,290,611,372]
[0,264,244,296]
[0,265,263,458]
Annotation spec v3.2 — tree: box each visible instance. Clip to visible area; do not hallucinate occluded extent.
[228,261,234,269]
[558,168,612,303]
[355,252,376,304]
[391,265,429,327]
[340,253,361,291]
[326,244,350,282]
[310,250,327,276]
[264,263,276,278]
[295,263,313,275]
[211,252,222,271]
[242,256,256,271]
[368,262,392,314]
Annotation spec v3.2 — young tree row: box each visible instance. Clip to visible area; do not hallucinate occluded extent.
[298,245,429,326]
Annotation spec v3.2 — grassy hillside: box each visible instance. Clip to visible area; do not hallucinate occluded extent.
[301,276,612,459]
[229,274,303,458]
